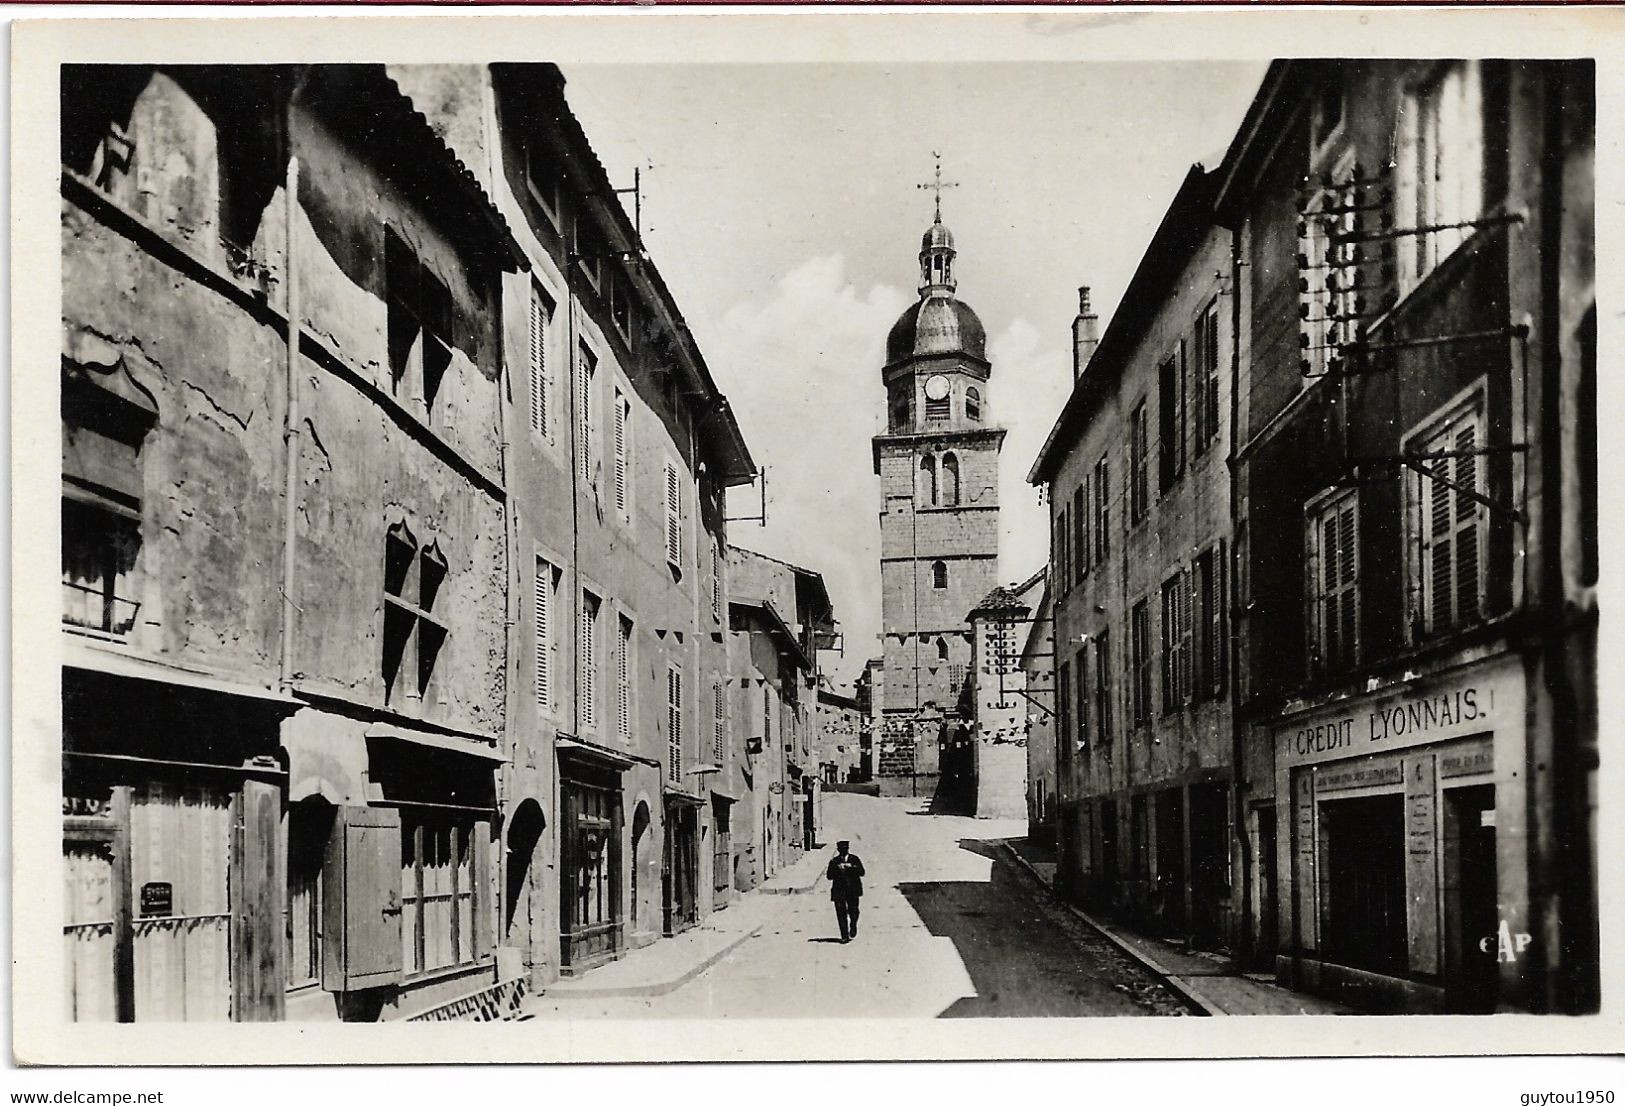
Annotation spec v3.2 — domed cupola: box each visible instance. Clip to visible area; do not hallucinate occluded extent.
[885,210,988,365]
[919,214,957,294]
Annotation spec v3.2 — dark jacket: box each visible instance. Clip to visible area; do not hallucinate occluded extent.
[827,852,865,901]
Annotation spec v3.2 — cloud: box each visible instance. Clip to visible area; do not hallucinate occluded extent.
[708,255,911,684]
[987,316,1073,586]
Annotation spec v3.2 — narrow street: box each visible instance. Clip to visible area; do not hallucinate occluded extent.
[527,793,1189,1018]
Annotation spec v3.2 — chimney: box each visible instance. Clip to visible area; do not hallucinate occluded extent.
[1072,286,1100,381]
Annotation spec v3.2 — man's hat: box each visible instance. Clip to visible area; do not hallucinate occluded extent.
[837,839,850,848]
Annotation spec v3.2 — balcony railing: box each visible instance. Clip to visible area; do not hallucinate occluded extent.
[62,581,140,636]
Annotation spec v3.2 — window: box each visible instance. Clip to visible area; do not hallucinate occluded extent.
[667,664,684,785]
[1129,402,1149,525]
[385,229,453,420]
[925,394,950,422]
[579,590,601,730]
[613,388,631,517]
[919,454,938,506]
[529,284,551,439]
[400,813,484,977]
[965,386,981,422]
[1158,348,1186,493]
[1193,300,1221,454]
[617,614,633,743]
[534,556,560,712]
[1130,599,1152,726]
[284,799,333,991]
[524,137,562,229]
[1409,396,1486,638]
[1055,504,1070,591]
[1075,645,1090,752]
[931,560,948,590]
[942,452,961,506]
[891,390,910,431]
[1311,78,1346,157]
[1094,628,1113,743]
[1072,484,1087,586]
[762,684,772,743]
[664,461,682,568]
[1397,62,1485,292]
[62,497,141,636]
[1196,544,1227,698]
[577,343,596,483]
[383,523,448,707]
[1300,155,1359,379]
[1308,489,1360,673]
[1094,457,1110,562]
[710,540,723,622]
[1161,570,1193,713]
[936,637,949,662]
[713,681,726,764]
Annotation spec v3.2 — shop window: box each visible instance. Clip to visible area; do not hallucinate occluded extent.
[1129,400,1149,525]
[1396,62,1485,293]
[1130,600,1153,727]
[1407,394,1487,639]
[1318,793,1407,973]
[932,560,948,590]
[284,799,334,991]
[965,386,981,422]
[1308,489,1360,674]
[384,229,454,421]
[942,452,961,506]
[399,814,482,977]
[382,523,449,708]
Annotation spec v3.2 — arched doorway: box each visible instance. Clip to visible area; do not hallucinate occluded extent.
[504,799,545,952]
[630,800,652,934]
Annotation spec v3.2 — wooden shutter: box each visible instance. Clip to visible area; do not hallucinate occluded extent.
[1337,501,1358,660]
[1425,442,1454,634]
[613,392,628,514]
[1076,648,1089,747]
[617,617,631,742]
[1056,661,1070,760]
[1057,506,1069,589]
[529,287,547,436]
[578,347,594,482]
[1453,422,1482,623]
[472,821,493,962]
[711,543,722,621]
[1072,485,1086,585]
[535,560,550,710]
[322,805,403,992]
[580,595,597,729]
[664,463,681,566]
[668,666,684,784]
[713,681,725,762]
[232,779,284,1021]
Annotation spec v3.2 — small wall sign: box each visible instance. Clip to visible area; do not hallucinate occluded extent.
[140,881,173,918]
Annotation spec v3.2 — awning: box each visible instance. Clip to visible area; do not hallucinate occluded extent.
[556,735,643,771]
[663,786,707,806]
[63,636,299,708]
[364,721,507,762]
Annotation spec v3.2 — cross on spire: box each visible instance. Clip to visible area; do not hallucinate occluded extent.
[916,152,959,224]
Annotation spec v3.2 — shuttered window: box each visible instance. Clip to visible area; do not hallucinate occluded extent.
[1075,645,1090,750]
[667,665,684,784]
[1396,62,1485,293]
[710,541,723,622]
[1130,600,1152,726]
[529,285,549,438]
[617,614,633,743]
[1412,405,1485,638]
[1056,505,1070,592]
[534,557,557,711]
[1161,570,1193,712]
[577,344,596,483]
[613,389,630,517]
[1130,401,1149,524]
[579,591,600,730]
[1094,456,1111,561]
[1072,483,1087,585]
[1194,300,1220,453]
[664,462,682,567]
[1056,660,1071,768]
[1308,489,1360,673]
[1197,543,1227,698]
[713,681,725,763]
[1094,628,1114,742]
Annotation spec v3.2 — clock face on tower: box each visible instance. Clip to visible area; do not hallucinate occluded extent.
[924,375,950,401]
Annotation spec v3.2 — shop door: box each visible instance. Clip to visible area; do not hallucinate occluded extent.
[62,782,235,1022]
[711,805,731,909]
[1444,785,1498,1013]
[1153,789,1187,934]
[1318,793,1407,974]
[1188,784,1228,947]
[1255,805,1279,969]
[560,781,622,972]
[662,806,699,935]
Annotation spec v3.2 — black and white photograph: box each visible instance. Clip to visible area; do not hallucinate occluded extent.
[10,6,1621,1071]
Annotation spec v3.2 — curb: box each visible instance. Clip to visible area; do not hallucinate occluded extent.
[999,841,1220,1017]
[541,919,767,1001]
[760,845,830,895]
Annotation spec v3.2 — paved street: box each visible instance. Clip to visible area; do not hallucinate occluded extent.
[527,793,1189,1018]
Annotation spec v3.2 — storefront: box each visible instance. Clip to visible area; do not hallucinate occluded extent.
[663,792,702,935]
[1273,652,1525,1012]
[557,739,629,976]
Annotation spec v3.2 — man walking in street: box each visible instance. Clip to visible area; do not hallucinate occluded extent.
[827,839,866,943]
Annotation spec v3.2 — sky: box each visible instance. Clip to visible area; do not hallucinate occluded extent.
[562,62,1268,685]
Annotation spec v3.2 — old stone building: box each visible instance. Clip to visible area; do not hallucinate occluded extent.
[1018,573,1057,845]
[61,64,528,1022]
[872,201,1005,805]
[964,568,1044,819]
[1029,173,1237,947]
[1215,59,1596,1013]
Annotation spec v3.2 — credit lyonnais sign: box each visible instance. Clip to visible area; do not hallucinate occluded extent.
[1277,661,1521,768]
